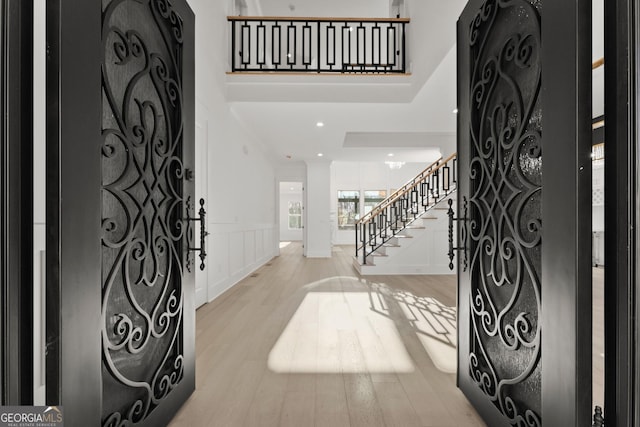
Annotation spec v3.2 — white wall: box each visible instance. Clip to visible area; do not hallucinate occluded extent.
[330,161,428,245]
[190,0,279,302]
[405,0,466,92]
[305,161,332,257]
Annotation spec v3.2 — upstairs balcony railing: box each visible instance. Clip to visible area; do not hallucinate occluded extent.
[355,153,457,265]
[228,16,409,73]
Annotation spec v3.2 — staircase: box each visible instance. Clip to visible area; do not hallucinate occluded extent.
[353,153,457,275]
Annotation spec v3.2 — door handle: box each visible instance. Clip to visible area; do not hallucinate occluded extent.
[447,197,468,271]
[186,197,208,271]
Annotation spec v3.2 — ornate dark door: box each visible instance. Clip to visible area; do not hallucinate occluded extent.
[46,0,195,425]
[456,0,592,425]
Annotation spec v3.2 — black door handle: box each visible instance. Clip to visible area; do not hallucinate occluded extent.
[186,197,208,271]
[447,197,468,271]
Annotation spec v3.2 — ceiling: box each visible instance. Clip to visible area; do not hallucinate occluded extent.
[229,0,605,167]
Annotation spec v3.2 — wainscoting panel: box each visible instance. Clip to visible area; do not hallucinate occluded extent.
[207,223,278,303]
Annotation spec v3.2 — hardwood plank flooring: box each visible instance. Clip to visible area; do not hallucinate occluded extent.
[169,242,607,426]
[170,241,485,426]
[593,266,604,409]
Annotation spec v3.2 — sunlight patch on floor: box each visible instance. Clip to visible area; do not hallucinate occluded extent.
[279,241,291,249]
[368,282,457,374]
[268,291,415,374]
[398,297,457,373]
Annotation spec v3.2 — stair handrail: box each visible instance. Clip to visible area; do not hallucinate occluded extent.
[355,152,457,265]
[356,152,456,226]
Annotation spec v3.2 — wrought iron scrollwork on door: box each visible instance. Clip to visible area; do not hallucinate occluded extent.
[447,197,468,271]
[185,196,208,272]
[101,0,188,425]
[465,0,542,425]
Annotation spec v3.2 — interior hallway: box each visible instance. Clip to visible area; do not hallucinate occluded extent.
[169,242,485,427]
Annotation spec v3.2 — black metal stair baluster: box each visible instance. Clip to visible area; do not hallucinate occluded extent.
[401,196,409,225]
[411,188,418,215]
[452,157,457,185]
[420,181,428,207]
[390,203,397,232]
[355,220,359,257]
[360,222,367,264]
[429,172,435,200]
[433,169,440,201]
[425,181,431,207]
[369,221,376,250]
[442,164,450,194]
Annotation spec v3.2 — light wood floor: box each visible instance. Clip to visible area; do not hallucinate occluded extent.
[593,267,604,409]
[169,242,485,427]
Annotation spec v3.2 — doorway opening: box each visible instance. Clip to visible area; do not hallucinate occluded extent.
[279,182,304,244]
[592,0,605,413]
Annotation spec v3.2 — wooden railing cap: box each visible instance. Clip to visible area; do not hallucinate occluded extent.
[227,15,410,23]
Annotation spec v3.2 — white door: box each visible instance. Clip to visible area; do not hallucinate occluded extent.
[194,113,209,308]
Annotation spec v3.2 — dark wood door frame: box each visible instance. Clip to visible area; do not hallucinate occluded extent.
[1,0,33,406]
[604,0,639,425]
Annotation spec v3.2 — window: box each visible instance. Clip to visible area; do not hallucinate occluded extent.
[364,190,387,215]
[288,201,303,229]
[337,190,360,230]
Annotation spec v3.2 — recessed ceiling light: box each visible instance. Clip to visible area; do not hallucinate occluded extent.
[316,121,324,127]
[317,153,324,157]
[388,153,394,157]
[453,108,459,114]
